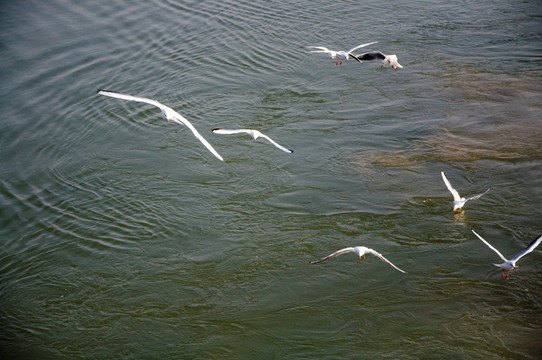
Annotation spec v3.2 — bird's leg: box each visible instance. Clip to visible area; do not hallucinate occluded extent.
[505,270,509,280]
[363,255,366,260]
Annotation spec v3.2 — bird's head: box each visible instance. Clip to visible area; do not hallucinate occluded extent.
[387,55,403,70]
[452,199,465,212]
[354,247,368,259]
[160,109,169,122]
[250,131,260,141]
[162,108,178,123]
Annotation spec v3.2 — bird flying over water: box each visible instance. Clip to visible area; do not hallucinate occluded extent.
[311,246,407,274]
[307,41,378,65]
[441,171,489,212]
[472,230,542,279]
[212,128,293,153]
[97,90,224,161]
[352,51,403,70]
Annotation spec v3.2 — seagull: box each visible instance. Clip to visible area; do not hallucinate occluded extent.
[308,41,377,65]
[310,246,407,274]
[472,230,542,279]
[97,90,223,161]
[441,171,489,212]
[352,51,403,70]
[212,128,293,153]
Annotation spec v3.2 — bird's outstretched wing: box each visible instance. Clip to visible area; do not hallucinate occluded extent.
[307,46,334,54]
[169,113,224,161]
[441,171,461,201]
[464,188,490,203]
[310,247,356,264]
[212,128,251,136]
[511,234,542,262]
[348,53,363,63]
[355,52,386,61]
[97,89,224,162]
[347,41,378,54]
[366,249,407,274]
[472,230,508,262]
[98,89,164,109]
[259,134,293,153]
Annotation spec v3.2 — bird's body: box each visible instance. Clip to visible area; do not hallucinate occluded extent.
[212,128,293,153]
[97,90,223,161]
[472,230,542,279]
[311,246,407,274]
[352,51,403,70]
[441,171,489,212]
[308,41,377,65]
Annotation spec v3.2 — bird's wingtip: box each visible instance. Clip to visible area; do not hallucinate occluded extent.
[97,89,116,94]
[212,128,221,132]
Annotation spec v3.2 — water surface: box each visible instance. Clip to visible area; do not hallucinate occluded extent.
[1,0,541,358]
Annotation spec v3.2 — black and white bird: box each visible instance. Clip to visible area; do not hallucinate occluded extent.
[212,128,293,154]
[352,51,403,70]
[310,246,407,274]
[307,41,377,65]
[97,90,224,161]
[472,230,542,279]
[441,171,489,212]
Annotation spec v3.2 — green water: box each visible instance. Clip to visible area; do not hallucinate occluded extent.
[1,0,541,358]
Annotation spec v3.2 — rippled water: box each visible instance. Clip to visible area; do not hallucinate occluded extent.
[1,0,541,358]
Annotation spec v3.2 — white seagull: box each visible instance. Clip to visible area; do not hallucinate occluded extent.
[310,246,407,274]
[441,171,489,212]
[352,51,403,70]
[212,128,293,154]
[308,41,378,65]
[472,230,542,279]
[97,90,223,161]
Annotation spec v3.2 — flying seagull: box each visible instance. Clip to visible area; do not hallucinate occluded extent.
[441,171,489,212]
[352,51,403,70]
[212,128,293,153]
[308,41,378,65]
[472,230,542,279]
[97,90,224,161]
[310,246,407,274]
